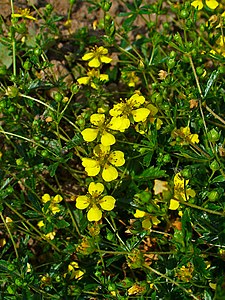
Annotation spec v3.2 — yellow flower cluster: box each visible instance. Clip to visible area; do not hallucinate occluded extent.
[77,46,112,89]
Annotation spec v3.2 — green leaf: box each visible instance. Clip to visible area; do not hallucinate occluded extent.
[211,175,225,183]
[134,166,167,180]
[0,42,12,68]
[204,70,219,98]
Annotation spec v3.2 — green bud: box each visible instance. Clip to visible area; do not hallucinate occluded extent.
[180,9,189,19]
[210,160,220,171]
[208,190,219,201]
[6,86,19,98]
[207,128,220,142]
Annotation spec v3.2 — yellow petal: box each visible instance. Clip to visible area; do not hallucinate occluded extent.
[151,216,161,225]
[82,52,95,61]
[85,165,101,176]
[99,196,116,211]
[99,74,109,81]
[191,0,203,10]
[101,131,116,146]
[189,133,199,144]
[87,205,102,221]
[206,0,218,9]
[142,218,151,229]
[77,76,90,85]
[88,182,104,196]
[76,195,90,209]
[127,93,145,107]
[82,158,99,168]
[90,113,105,126]
[108,151,125,166]
[100,56,112,64]
[109,103,125,117]
[132,108,150,122]
[108,116,130,132]
[169,199,180,210]
[102,165,118,182]
[52,194,63,203]
[42,194,51,203]
[88,57,101,68]
[50,203,61,214]
[82,128,99,142]
[134,209,146,218]
[93,144,110,157]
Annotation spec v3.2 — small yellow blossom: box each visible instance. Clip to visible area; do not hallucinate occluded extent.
[82,46,112,68]
[12,8,36,20]
[77,68,109,89]
[76,182,116,221]
[41,194,63,214]
[82,144,125,182]
[64,262,84,280]
[44,231,56,240]
[109,93,150,132]
[171,126,199,146]
[176,262,194,282]
[191,0,219,10]
[169,172,196,210]
[134,209,160,229]
[37,220,45,228]
[0,238,6,247]
[121,71,139,87]
[81,114,116,146]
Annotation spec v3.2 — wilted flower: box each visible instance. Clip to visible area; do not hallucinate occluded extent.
[81,46,112,68]
[76,182,116,221]
[171,126,199,146]
[82,144,125,182]
[169,172,196,210]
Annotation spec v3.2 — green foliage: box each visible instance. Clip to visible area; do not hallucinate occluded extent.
[0,0,225,299]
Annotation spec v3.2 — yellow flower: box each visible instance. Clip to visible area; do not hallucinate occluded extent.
[77,68,109,89]
[121,71,139,87]
[134,209,160,229]
[82,144,125,182]
[82,46,112,68]
[11,8,37,20]
[169,172,196,210]
[128,283,145,295]
[109,93,150,131]
[191,0,218,10]
[64,262,84,280]
[76,182,116,221]
[44,231,56,240]
[81,114,116,146]
[176,262,194,282]
[41,194,63,214]
[171,126,199,146]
